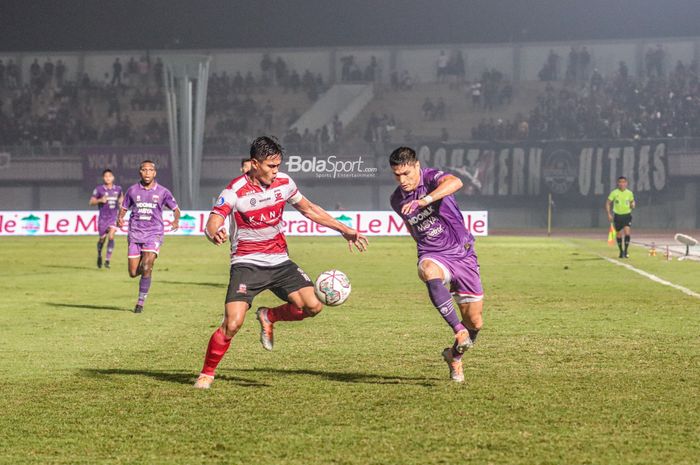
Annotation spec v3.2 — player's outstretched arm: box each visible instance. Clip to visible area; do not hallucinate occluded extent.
[401,174,463,215]
[204,213,228,245]
[292,197,368,252]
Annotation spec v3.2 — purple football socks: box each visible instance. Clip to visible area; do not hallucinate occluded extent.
[426,279,466,333]
[137,276,152,306]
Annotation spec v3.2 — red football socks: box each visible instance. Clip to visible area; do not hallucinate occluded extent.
[267,303,305,323]
[201,328,232,376]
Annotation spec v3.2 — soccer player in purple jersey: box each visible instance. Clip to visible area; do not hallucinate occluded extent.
[89,169,123,269]
[117,160,180,313]
[389,147,484,383]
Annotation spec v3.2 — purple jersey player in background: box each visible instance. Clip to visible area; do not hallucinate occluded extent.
[117,160,180,313]
[389,146,484,383]
[89,169,123,269]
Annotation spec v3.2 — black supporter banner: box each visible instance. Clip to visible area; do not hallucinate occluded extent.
[415,140,667,197]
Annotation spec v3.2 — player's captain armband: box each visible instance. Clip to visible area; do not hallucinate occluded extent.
[288,190,303,204]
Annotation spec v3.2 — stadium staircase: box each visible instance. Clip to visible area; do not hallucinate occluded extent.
[290,83,373,136]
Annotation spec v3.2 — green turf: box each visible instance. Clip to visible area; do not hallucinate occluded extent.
[570,238,700,294]
[0,236,698,465]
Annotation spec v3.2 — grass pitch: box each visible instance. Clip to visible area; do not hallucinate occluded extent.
[0,235,698,465]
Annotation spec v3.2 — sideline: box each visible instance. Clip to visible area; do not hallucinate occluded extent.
[599,255,700,300]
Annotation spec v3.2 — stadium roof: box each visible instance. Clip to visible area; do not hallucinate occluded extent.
[2,0,699,52]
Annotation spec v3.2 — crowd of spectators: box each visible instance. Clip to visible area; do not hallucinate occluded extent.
[436,50,466,82]
[538,46,592,82]
[468,69,512,110]
[540,45,669,83]
[276,114,343,153]
[411,68,512,132]
[389,70,414,91]
[364,112,397,144]
[0,56,170,148]
[204,56,327,149]
[340,55,380,83]
[0,54,327,150]
[474,59,700,140]
[7,47,698,151]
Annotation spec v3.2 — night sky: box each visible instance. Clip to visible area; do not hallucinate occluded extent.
[2,0,699,52]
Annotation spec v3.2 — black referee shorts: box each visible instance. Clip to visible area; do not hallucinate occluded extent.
[613,213,632,232]
[225,260,313,306]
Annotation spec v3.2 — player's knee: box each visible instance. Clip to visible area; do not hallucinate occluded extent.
[418,260,440,281]
[303,301,323,317]
[128,269,139,278]
[141,261,153,275]
[223,318,243,337]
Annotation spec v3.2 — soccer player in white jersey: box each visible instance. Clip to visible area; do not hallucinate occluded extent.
[194,136,368,389]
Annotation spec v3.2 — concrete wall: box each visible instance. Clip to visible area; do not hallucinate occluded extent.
[0,186,34,210]
[38,186,84,210]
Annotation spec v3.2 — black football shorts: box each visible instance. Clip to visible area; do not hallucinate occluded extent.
[225,260,313,306]
[613,213,632,232]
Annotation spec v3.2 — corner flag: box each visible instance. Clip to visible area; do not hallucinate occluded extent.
[607,223,616,245]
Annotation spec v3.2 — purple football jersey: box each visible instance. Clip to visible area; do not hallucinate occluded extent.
[93,184,123,223]
[121,182,178,243]
[390,168,475,258]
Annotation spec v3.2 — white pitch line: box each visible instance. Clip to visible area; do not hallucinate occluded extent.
[600,255,700,300]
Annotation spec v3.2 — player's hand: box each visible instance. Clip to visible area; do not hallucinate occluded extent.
[117,217,124,228]
[211,226,228,245]
[342,229,368,253]
[170,220,179,232]
[401,199,428,215]
[607,214,613,223]
[99,196,108,204]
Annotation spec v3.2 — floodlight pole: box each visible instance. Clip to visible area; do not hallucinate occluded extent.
[163,55,211,209]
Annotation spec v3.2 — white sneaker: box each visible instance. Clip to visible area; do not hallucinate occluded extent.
[193,374,214,389]
[256,307,274,351]
[454,329,474,354]
[441,348,464,383]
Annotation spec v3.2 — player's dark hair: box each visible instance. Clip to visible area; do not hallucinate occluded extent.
[249,136,283,161]
[241,158,251,167]
[389,146,418,166]
[618,176,627,181]
[140,160,156,169]
[102,169,113,175]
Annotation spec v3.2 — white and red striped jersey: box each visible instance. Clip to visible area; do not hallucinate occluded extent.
[211,172,303,266]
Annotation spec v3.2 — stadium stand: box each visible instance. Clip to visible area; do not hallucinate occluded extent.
[0,55,323,154]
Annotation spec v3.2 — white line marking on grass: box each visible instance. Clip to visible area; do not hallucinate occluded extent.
[600,256,700,300]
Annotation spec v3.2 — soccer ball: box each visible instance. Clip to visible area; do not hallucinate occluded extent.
[314,270,351,306]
